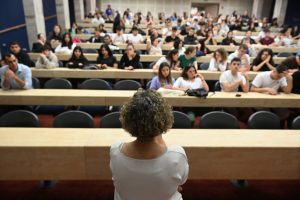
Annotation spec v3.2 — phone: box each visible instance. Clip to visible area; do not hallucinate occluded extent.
[235,93,242,97]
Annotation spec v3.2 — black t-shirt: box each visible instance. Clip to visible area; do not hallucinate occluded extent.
[118,53,141,69]
[89,36,104,43]
[67,56,89,69]
[165,35,180,43]
[282,56,300,70]
[184,35,197,44]
[96,56,118,67]
[252,58,275,71]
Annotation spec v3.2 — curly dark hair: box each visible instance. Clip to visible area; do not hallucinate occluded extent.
[120,89,174,138]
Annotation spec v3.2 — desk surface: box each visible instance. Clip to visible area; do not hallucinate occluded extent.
[0,90,299,108]
[0,128,299,180]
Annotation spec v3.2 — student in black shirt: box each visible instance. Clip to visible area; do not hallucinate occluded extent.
[89,27,104,43]
[96,44,118,69]
[164,27,180,44]
[221,31,238,45]
[66,46,89,69]
[252,48,275,71]
[48,24,63,42]
[32,33,52,53]
[184,27,198,45]
[9,41,35,67]
[119,43,142,70]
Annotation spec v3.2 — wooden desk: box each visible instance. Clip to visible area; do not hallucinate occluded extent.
[0,90,299,108]
[0,128,299,180]
[30,68,259,81]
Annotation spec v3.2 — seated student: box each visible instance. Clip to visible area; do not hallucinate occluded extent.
[48,24,63,42]
[208,48,228,72]
[228,44,250,72]
[127,26,144,44]
[179,46,197,69]
[204,30,217,45]
[91,12,105,25]
[153,49,180,71]
[110,89,189,200]
[259,29,275,46]
[220,57,249,92]
[173,40,186,56]
[103,34,119,52]
[96,44,118,69]
[66,46,89,69]
[281,50,300,73]
[32,33,52,53]
[147,36,163,56]
[221,31,238,46]
[113,26,127,44]
[150,62,175,90]
[240,37,257,57]
[35,46,59,69]
[119,43,142,70]
[55,33,76,54]
[0,53,32,89]
[251,64,293,95]
[243,31,256,44]
[164,27,180,45]
[9,41,35,67]
[252,48,275,71]
[173,65,209,92]
[89,27,104,43]
[184,27,198,45]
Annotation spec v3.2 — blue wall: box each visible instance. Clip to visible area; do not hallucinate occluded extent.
[284,0,300,27]
[0,0,28,55]
[43,0,58,36]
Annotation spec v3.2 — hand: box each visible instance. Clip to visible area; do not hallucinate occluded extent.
[125,66,134,70]
[5,69,16,79]
[164,85,173,89]
[196,73,204,80]
[102,64,108,69]
[267,88,277,95]
[235,79,242,85]
[242,72,249,80]
[265,55,271,63]
[96,64,102,69]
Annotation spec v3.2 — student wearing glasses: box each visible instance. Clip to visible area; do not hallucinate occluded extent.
[119,43,142,70]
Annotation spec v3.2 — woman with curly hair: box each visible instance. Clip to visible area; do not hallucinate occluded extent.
[110,89,189,200]
[252,48,275,71]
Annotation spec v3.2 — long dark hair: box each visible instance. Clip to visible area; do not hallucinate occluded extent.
[181,65,197,80]
[158,62,173,86]
[166,49,179,69]
[61,33,73,49]
[98,44,113,59]
[255,48,274,64]
[70,46,86,60]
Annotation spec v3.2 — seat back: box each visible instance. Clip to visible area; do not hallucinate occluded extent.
[114,80,142,90]
[44,78,72,89]
[32,77,40,89]
[200,111,240,129]
[291,116,300,129]
[0,110,39,127]
[172,111,192,128]
[82,48,98,54]
[53,110,94,128]
[277,52,293,57]
[80,79,112,90]
[247,111,280,129]
[199,62,209,70]
[100,112,122,128]
[214,81,221,92]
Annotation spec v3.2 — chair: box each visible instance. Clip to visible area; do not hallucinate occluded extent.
[0,110,39,127]
[32,77,40,89]
[100,112,122,128]
[148,61,156,69]
[199,62,209,70]
[277,52,293,57]
[247,111,280,129]
[53,110,94,128]
[291,116,300,129]
[214,81,221,92]
[172,111,192,128]
[200,111,240,129]
[58,60,64,67]
[82,48,98,54]
[44,78,72,89]
[146,80,152,89]
[114,80,142,90]
[79,79,112,90]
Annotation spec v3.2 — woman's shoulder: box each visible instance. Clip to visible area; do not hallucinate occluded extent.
[167,145,188,159]
[110,141,124,153]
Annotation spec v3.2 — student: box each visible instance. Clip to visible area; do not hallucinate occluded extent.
[0,53,32,89]
[281,50,300,72]
[147,36,163,56]
[96,44,118,69]
[35,46,59,69]
[164,27,180,45]
[127,26,144,44]
[88,27,104,43]
[48,24,63,42]
[55,33,76,54]
[9,41,35,67]
[220,57,249,92]
[252,48,275,71]
[184,27,198,45]
[110,89,189,200]
[32,33,52,53]
[178,46,197,69]
[208,48,228,72]
[228,44,250,72]
[173,65,209,92]
[113,26,127,44]
[150,62,175,90]
[173,40,186,56]
[91,12,105,25]
[259,29,275,46]
[221,31,238,46]
[153,49,180,71]
[66,46,89,69]
[119,43,142,70]
[204,30,217,45]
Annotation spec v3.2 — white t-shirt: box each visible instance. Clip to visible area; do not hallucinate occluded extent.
[251,71,287,91]
[208,58,228,72]
[228,51,250,69]
[110,141,189,200]
[55,43,76,54]
[91,17,105,25]
[173,77,204,89]
[219,70,246,92]
[127,34,144,44]
[113,34,126,44]
[156,56,170,67]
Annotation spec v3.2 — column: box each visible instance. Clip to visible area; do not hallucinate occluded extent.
[22,0,45,50]
[252,0,264,20]
[74,0,85,22]
[85,0,96,15]
[56,0,70,31]
[273,0,288,26]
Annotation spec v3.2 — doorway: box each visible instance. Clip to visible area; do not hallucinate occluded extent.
[191,3,219,18]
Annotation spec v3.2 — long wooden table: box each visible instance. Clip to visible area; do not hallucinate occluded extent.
[30,68,260,80]
[0,128,299,180]
[0,90,299,108]
[28,53,286,64]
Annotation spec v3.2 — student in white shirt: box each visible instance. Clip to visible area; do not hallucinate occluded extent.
[208,48,228,72]
[91,12,105,25]
[55,33,76,54]
[35,46,59,69]
[228,44,250,72]
[113,26,127,44]
[110,89,189,200]
[127,27,144,44]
